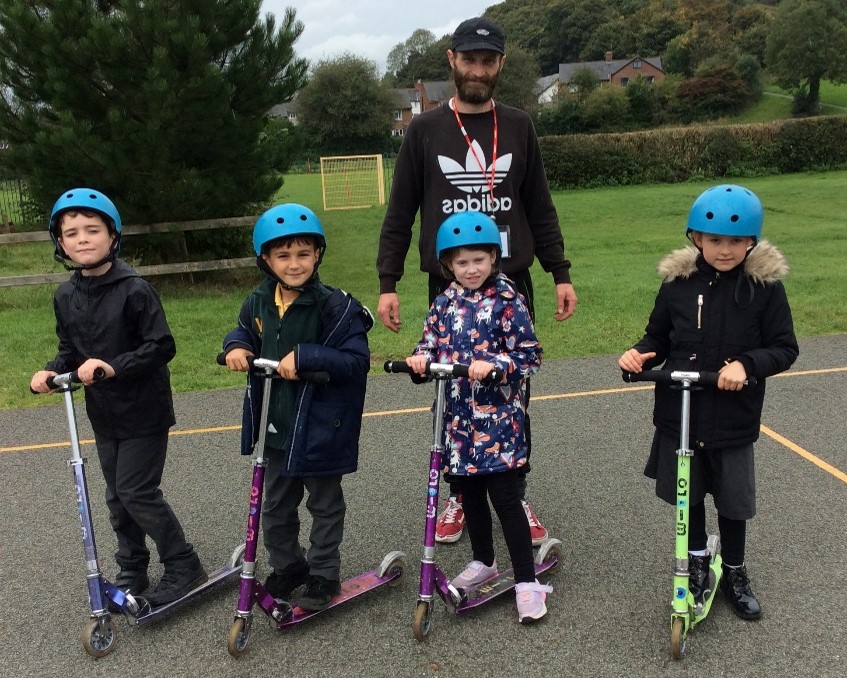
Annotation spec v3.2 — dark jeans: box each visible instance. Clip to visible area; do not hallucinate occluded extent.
[429,270,534,499]
[456,470,535,584]
[95,431,196,571]
[263,446,346,580]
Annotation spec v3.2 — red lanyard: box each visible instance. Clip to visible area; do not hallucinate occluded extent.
[450,97,498,200]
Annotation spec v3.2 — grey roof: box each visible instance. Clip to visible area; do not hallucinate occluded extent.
[558,56,663,83]
[392,88,420,108]
[535,73,560,95]
[268,98,300,117]
[419,80,452,104]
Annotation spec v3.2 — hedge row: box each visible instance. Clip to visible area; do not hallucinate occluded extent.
[539,115,847,189]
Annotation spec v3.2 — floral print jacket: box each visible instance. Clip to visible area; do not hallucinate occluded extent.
[414,274,542,476]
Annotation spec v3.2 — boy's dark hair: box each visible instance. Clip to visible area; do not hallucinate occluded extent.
[261,233,322,257]
[57,208,116,235]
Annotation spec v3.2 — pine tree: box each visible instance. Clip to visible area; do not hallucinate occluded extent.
[0,1,308,222]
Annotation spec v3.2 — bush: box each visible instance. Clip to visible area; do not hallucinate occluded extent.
[539,116,847,189]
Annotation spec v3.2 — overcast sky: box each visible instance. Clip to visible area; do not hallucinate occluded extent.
[260,0,495,72]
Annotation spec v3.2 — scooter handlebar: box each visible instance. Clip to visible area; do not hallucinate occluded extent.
[216,352,330,385]
[35,367,107,393]
[622,369,756,388]
[384,360,504,385]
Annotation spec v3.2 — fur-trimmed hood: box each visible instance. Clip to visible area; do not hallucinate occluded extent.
[657,239,790,284]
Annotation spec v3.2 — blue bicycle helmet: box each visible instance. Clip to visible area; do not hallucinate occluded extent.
[686,184,763,243]
[436,211,501,260]
[253,203,326,256]
[48,188,122,267]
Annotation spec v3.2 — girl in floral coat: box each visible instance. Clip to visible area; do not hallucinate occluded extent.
[405,211,550,624]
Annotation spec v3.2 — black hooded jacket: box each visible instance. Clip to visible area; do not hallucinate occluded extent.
[634,241,799,449]
[46,259,176,438]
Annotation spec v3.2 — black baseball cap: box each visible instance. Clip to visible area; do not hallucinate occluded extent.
[450,17,506,54]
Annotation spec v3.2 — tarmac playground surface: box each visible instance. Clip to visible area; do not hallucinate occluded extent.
[0,335,844,677]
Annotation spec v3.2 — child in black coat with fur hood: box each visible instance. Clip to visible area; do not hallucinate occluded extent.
[619,184,799,621]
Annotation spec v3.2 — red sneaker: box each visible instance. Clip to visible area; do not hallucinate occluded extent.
[522,500,548,546]
[435,495,465,543]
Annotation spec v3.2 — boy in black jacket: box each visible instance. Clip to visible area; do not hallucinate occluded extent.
[619,184,798,620]
[222,203,372,611]
[31,188,205,608]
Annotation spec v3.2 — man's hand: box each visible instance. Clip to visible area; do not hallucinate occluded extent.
[77,358,115,384]
[555,283,577,321]
[378,292,402,333]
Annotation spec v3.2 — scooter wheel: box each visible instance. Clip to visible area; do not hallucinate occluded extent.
[383,556,407,588]
[81,617,117,658]
[535,538,564,576]
[412,601,432,642]
[671,616,686,660]
[227,618,250,657]
[229,543,246,569]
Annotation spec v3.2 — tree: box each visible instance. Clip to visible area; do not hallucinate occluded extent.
[395,36,452,86]
[495,45,541,113]
[766,0,847,115]
[0,1,308,222]
[297,54,395,156]
[386,29,436,78]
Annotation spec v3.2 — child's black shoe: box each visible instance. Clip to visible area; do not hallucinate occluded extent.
[145,558,207,607]
[720,564,762,620]
[688,554,711,601]
[297,574,341,611]
[107,569,149,613]
[265,561,309,601]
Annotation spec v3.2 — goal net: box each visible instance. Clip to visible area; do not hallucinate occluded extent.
[320,154,386,211]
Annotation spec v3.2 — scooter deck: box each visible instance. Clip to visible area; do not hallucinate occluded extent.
[130,563,242,626]
[276,568,401,629]
[454,558,558,613]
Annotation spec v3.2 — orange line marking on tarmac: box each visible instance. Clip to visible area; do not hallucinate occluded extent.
[4,366,845,456]
[760,424,847,485]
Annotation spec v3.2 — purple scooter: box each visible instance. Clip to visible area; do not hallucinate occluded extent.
[220,356,406,657]
[384,360,562,641]
[35,369,244,657]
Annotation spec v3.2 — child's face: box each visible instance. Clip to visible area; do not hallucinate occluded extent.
[58,212,115,268]
[262,240,319,287]
[446,246,496,290]
[692,232,754,272]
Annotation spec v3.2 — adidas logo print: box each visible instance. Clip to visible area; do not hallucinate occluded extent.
[438,141,513,214]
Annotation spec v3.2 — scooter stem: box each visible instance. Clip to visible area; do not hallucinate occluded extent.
[673,379,694,615]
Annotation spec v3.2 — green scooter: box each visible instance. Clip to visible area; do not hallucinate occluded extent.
[623,368,755,659]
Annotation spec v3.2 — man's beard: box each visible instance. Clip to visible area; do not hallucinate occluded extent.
[454,69,500,105]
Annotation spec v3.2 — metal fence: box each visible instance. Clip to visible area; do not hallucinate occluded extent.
[0,177,27,232]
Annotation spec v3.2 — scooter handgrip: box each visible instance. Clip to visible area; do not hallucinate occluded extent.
[384,360,414,374]
[451,364,504,384]
[299,371,331,385]
[43,367,106,391]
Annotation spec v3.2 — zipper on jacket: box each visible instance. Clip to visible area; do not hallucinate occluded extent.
[697,294,703,329]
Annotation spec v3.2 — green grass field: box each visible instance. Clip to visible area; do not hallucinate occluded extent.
[2,170,845,410]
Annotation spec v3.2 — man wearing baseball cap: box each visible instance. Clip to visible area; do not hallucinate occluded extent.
[377,16,577,546]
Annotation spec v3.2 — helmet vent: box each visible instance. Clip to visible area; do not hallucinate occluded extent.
[705,211,714,219]
[453,227,461,234]
[730,214,739,222]
[474,225,482,232]
[276,217,284,223]
[299,214,308,221]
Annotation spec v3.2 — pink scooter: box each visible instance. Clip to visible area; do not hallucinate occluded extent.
[384,360,562,641]
[220,355,406,657]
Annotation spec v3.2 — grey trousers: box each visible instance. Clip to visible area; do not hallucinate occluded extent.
[263,447,345,580]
